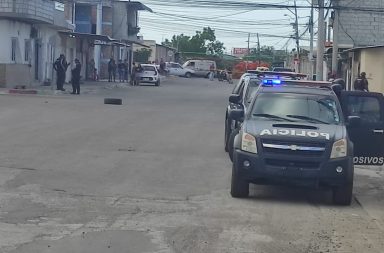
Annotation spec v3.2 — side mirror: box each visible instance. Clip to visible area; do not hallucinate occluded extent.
[229,94,241,104]
[229,109,244,121]
[348,116,361,127]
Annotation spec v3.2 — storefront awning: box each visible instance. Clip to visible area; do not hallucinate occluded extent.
[59,31,149,48]
[125,1,153,12]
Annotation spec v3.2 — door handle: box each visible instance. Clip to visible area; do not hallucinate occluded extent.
[373,129,384,134]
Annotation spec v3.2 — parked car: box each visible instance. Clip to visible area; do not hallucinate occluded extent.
[272,67,294,72]
[256,67,269,71]
[182,60,216,77]
[137,64,160,86]
[166,62,195,78]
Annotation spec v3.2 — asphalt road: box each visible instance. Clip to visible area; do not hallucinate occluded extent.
[0,77,383,253]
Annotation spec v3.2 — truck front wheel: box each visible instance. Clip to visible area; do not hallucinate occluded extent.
[332,180,353,206]
[231,164,249,198]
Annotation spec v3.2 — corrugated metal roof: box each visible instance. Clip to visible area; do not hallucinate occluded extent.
[117,1,153,12]
[344,45,384,52]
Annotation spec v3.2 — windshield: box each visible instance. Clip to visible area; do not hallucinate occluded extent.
[244,79,261,104]
[251,93,341,124]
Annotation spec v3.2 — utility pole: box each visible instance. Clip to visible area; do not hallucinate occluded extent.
[294,0,300,72]
[316,0,326,81]
[309,2,314,80]
[246,33,250,70]
[94,1,103,77]
[257,33,261,65]
[332,1,339,77]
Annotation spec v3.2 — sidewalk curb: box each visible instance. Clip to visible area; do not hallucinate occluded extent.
[9,89,38,95]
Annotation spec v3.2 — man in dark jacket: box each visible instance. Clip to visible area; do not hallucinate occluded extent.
[124,59,129,82]
[53,54,70,91]
[354,72,369,91]
[108,58,116,82]
[71,59,82,94]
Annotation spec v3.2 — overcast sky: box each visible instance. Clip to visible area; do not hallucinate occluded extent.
[137,0,316,53]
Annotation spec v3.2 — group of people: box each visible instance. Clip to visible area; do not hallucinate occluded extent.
[330,72,369,92]
[107,58,130,83]
[53,55,371,95]
[53,54,82,95]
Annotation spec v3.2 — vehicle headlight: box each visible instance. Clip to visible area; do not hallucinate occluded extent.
[330,139,347,158]
[241,132,258,154]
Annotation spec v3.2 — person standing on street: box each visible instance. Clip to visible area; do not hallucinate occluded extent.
[130,62,136,86]
[108,58,116,82]
[53,54,70,91]
[135,64,143,86]
[209,63,215,81]
[118,60,125,82]
[354,72,369,91]
[159,58,166,75]
[124,59,129,82]
[71,59,82,95]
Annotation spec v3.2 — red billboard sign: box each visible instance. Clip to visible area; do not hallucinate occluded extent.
[232,48,249,55]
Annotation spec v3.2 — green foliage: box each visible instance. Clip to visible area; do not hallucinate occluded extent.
[134,48,152,63]
[244,46,287,65]
[162,27,225,58]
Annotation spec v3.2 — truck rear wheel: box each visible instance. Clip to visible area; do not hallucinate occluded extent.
[231,164,249,198]
[332,181,353,206]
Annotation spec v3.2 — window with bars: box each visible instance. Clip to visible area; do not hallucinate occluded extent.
[11,37,17,62]
[25,40,31,62]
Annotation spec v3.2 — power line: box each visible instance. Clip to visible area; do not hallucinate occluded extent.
[140,0,384,13]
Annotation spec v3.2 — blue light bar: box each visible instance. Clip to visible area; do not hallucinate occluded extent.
[262,79,281,85]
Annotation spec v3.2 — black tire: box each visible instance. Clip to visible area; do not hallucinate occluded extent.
[104,98,122,105]
[185,72,192,78]
[155,81,160,86]
[332,181,353,206]
[231,164,249,198]
[228,128,239,162]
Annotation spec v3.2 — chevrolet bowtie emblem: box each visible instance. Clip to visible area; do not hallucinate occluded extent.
[290,145,298,151]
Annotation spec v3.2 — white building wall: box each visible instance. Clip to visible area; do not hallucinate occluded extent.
[0,20,76,86]
[337,0,384,46]
[0,20,31,64]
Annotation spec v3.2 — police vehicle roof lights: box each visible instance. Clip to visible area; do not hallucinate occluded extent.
[262,79,282,86]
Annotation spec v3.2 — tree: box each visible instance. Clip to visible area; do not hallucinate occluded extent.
[134,48,152,63]
[245,46,287,65]
[162,27,225,57]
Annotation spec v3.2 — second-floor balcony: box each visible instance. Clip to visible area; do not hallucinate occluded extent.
[128,25,140,35]
[0,0,54,24]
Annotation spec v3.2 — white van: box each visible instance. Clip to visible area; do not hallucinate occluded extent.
[182,60,216,77]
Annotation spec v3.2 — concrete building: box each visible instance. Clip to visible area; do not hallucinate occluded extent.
[335,0,384,47]
[331,0,384,91]
[0,0,75,88]
[132,40,177,64]
[70,0,152,80]
[342,46,384,93]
